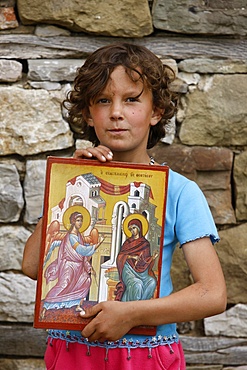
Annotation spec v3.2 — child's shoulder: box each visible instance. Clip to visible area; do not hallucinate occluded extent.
[168,168,193,189]
[167,168,203,201]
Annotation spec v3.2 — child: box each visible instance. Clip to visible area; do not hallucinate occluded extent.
[22,43,227,370]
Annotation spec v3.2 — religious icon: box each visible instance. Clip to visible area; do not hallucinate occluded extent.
[34,156,168,335]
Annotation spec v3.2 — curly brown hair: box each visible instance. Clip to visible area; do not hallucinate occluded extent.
[64,42,177,149]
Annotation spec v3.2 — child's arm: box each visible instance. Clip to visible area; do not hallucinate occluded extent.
[22,218,43,280]
[80,237,227,342]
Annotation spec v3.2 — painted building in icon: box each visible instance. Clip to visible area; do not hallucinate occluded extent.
[51,173,106,232]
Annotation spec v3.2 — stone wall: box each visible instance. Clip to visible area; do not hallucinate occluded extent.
[0,0,247,369]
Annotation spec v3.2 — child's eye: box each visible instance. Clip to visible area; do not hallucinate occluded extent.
[97,98,109,104]
[126,97,138,102]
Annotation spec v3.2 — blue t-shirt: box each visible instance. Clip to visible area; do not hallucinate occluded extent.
[48,169,219,349]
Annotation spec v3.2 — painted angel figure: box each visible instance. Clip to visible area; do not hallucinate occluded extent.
[41,206,104,318]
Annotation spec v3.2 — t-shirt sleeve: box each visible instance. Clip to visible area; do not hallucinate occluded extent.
[175,180,219,246]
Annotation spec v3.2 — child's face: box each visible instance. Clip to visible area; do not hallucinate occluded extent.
[86,66,162,163]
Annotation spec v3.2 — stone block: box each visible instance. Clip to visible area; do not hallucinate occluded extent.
[179,75,247,146]
[17,0,153,37]
[0,59,22,82]
[204,304,247,337]
[234,150,247,221]
[0,163,24,223]
[24,160,47,224]
[217,223,247,304]
[0,358,45,370]
[153,0,247,36]
[0,225,31,271]
[0,6,18,30]
[0,86,74,156]
[0,272,36,322]
[178,58,247,74]
[28,59,85,82]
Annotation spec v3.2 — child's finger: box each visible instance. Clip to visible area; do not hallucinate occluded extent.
[79,303,101,319]
[73,146,113,162]
[96,145,113,159]
[73,149,93,159]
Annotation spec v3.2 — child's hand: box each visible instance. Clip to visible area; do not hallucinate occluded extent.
[80,301,134,342]
[74,145,113,162]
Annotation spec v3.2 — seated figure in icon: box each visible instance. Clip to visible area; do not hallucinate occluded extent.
[115,215,158,302]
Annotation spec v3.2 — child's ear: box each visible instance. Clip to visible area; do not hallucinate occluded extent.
[82,110,94,127]
[150,107,164,126]
[86,117,94,127]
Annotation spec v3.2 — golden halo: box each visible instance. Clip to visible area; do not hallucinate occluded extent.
[123,213,149,237]
[62,205,91,233]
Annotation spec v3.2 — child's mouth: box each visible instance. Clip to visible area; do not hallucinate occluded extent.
[109,129,127,133]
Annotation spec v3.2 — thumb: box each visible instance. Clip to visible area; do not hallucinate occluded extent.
[79,303,101,319]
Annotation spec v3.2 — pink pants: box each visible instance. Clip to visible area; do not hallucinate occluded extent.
[45,338,186,370]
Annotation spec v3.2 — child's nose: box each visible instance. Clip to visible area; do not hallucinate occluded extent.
[110,102,124,121]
